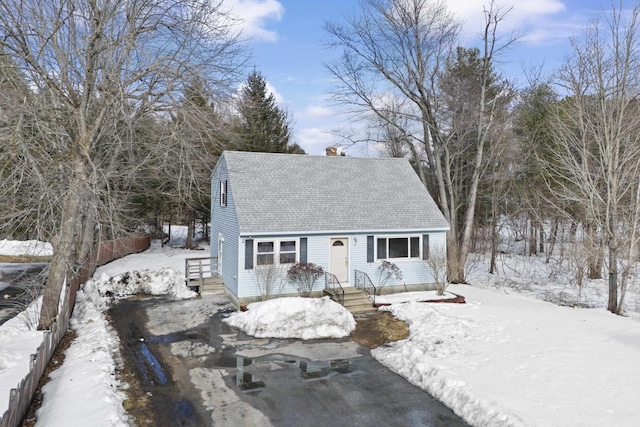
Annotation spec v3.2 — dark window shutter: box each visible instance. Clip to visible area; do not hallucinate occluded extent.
[377,238,387,259]
[422,234,429,260]
[367,236,374,263]
[300,238,307,263]
[245,239,254,269]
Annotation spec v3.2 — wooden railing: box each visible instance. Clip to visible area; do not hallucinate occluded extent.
[324,272,344,305]
[0,233,150,427]
[184,256,218,292]
[354,270,377,305]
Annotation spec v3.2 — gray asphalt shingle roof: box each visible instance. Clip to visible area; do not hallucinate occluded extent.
[221,151,449,235]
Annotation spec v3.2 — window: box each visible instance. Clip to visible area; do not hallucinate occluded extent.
[220,180,227,207]
[376,236,421,260]
[256,241,274,265]
[279,240,296,264]
[252,239,298,267]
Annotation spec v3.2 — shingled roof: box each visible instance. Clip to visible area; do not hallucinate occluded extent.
[220,151,449,235]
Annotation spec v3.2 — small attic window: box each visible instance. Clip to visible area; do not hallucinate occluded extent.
[220,180,227,207]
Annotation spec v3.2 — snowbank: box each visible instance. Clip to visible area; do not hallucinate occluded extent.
[0,298,44,415]
[35,288,132,427]
[89,268,197,301]
[373,284,640,427]
[0,240,52,257]
[224,297,356,339]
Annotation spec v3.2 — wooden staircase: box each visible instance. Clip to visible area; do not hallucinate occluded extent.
[185,256,225,296]
[324,287,376,316]
[199,276,225,296]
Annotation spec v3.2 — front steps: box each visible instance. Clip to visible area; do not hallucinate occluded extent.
[192,276,225,296]
[324,287,376,316]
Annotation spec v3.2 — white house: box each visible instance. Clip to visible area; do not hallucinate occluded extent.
[210,150,449,307]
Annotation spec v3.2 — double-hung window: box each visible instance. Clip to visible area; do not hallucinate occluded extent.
[279,240,297,264]
[256,241,275,265]
[254,239,297,266]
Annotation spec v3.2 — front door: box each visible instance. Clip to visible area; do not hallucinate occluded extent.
[329,238,349,284]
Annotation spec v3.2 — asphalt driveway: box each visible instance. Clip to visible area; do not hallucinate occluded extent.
[110,295,468,426]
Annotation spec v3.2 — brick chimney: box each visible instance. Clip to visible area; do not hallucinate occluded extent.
[326,146,338,156]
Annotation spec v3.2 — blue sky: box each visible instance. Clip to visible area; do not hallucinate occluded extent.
[225,0,633,156]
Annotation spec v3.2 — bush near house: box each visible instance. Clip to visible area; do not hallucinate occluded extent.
[287,262,324,297]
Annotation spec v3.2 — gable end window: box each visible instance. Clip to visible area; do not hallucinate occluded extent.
[376,236,421,260]
[220,180,227,207]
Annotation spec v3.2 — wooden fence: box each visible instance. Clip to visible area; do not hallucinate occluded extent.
[0,233,150,427]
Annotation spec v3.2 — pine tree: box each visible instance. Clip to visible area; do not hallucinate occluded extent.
[236,71,304,154]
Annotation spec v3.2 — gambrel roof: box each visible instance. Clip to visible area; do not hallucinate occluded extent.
[218,151,449,235]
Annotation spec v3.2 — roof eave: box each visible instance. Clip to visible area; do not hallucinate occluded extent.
[239,226,450,238]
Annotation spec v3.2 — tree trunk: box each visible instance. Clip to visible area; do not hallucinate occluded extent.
[608,238,618,314]
[539,225,545,253]
[39,159,85,329]
[185,209,194,248]
[77,194,97,264]
[586,223,602,279]
[489,211,497,274]
[546,218,558,263]
[529,218,537,256]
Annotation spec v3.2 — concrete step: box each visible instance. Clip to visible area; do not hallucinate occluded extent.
[324,287,376,315]
[348,304,377,315]
[341,293,372,303]
[201,285,225,296]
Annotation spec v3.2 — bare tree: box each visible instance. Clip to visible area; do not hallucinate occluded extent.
[422,246,448,295]
[543,3,640,314]
[324,0,516,283]
[0,0,246,328]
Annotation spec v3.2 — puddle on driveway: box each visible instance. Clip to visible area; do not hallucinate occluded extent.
[299,358,355,381]
[235,357,265,393]
[137,341,168,385]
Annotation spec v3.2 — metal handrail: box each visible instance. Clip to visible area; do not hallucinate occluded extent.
[354,270,376,305]
[324,272,344,305]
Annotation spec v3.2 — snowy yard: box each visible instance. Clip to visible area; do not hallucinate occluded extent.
[1,236,640,426]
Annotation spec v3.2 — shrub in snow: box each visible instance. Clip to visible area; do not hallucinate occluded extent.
[254,263,287,300]
[421,246,449,295]
[377,260,402,294]
[287,262,324,297]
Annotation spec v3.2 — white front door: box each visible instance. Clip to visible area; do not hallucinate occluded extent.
[329,238,349,284]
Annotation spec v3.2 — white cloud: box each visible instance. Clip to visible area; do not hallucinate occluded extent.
[265,81,284,104]
[305,105,333,118]
[296,128,336,155]
[445,0,567,44]
[224,0,284,42]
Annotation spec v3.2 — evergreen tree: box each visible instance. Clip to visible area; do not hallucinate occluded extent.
[236,71,304,154]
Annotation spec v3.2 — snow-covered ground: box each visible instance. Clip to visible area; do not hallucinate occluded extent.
[0,240,52,257]
[2,234,640,426]
[225,297,355,339]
